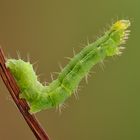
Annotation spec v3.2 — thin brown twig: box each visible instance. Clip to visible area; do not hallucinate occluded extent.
[0,47,50,140]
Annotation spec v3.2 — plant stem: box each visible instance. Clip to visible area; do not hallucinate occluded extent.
[0,48,49,140]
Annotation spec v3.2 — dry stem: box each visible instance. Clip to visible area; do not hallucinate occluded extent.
[0,48,49,140]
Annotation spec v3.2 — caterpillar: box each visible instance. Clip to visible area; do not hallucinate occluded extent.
[6,20,131,113]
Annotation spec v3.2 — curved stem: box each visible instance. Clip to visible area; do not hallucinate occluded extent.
[0,48,49,140]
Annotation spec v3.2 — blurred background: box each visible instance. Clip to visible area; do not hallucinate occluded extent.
[0,0,139,140]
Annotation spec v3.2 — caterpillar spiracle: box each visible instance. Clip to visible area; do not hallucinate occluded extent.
[6,20,131,113]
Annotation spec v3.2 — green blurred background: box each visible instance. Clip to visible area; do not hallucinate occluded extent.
[0,0,139,140]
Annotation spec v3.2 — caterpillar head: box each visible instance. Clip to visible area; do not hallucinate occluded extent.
[105,20,131,56]
[6,59,37,89]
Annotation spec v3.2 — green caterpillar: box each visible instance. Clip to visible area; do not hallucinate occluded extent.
[6,20,131,113]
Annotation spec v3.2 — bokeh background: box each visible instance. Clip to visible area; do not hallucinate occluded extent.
[0,0,139,140]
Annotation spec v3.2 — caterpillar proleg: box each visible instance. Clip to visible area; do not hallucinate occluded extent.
[6,20,131,113]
